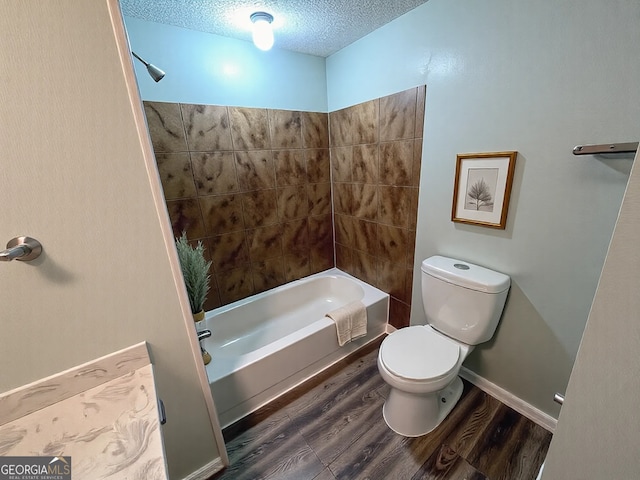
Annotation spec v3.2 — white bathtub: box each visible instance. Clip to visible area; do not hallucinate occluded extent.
[201,268,389,427]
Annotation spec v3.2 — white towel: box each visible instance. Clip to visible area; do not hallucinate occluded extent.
[326,301,367,346]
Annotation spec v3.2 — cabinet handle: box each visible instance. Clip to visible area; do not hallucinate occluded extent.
[158,398,167,425]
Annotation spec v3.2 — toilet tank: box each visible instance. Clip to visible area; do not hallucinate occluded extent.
[421,256,510,345]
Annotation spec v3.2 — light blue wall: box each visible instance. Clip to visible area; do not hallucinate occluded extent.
[123,16,328,112]
[327,0,640,418]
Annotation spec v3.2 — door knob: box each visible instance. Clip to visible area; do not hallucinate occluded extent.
[0,236,42,262]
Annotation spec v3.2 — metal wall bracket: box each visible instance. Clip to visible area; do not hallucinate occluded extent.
[573,142,638,156]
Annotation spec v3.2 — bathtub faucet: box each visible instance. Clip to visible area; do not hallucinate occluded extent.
[196,329,212,366]
[197,329,211,341]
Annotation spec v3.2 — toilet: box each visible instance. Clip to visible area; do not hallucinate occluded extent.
[377,255,510,437]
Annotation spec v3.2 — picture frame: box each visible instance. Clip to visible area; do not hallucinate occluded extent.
[451,151,517,229]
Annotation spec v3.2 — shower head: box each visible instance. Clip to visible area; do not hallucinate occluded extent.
[131,51,165,82]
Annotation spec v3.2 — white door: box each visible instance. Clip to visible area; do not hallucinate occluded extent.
[0,1,226,477]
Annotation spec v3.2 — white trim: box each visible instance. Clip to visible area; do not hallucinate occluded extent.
[459,367,557,433]
[181,458,225,480]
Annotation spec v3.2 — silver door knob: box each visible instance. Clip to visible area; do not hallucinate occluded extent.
[0,236,42,262]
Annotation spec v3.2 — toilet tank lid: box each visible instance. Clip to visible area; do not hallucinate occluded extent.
[421,255,510,294]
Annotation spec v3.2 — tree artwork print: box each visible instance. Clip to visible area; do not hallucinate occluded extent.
[464,168,498,212]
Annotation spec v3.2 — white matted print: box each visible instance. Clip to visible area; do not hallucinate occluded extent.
[451,151,517,229]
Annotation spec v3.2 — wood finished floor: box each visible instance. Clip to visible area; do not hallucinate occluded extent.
[210,339,552,480]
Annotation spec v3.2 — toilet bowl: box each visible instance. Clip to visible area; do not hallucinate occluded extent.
[377,255,510,437]
[377,325,471,436]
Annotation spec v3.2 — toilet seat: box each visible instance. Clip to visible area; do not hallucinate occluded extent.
[380,326,460,381]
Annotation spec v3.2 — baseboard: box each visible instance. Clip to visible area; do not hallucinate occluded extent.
[459,367,557,433]
[181,457,225,480]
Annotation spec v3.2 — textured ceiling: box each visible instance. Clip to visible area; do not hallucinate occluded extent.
[120,0,430,57]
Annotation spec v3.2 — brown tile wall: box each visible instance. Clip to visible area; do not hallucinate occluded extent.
[330,86,425,329]
[144,85,425,327]
[144,102,333,310]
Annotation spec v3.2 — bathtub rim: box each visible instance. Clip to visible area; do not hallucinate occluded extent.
[204,267,384,323]
[203,268,389,382]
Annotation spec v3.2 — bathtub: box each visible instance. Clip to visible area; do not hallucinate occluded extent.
[201,268,389,427]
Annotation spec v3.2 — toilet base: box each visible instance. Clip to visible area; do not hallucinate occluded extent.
[382,376,464,437]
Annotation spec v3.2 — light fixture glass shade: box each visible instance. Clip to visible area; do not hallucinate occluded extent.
[251,12,274,51]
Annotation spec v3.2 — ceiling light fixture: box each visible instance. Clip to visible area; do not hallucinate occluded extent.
[250,12,274,51]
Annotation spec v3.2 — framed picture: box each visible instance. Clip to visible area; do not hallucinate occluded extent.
[451,151,517,229]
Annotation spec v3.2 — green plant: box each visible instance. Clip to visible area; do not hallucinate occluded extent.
[175,232,212,314]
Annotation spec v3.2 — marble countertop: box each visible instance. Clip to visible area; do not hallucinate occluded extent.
[0,342,168,479]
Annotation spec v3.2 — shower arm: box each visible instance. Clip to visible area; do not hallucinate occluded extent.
[131,51,150,67]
